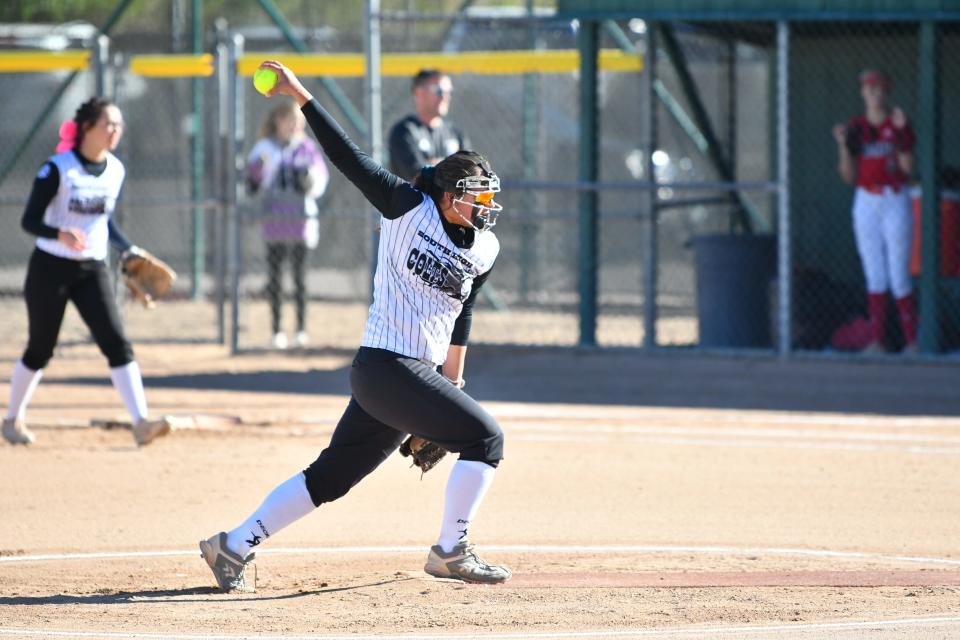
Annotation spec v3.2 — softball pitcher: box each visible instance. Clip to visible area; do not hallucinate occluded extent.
[200,61,509,591]
[2,98,170,447]
[832,69,918,353]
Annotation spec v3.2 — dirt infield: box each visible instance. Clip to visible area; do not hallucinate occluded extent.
[2,339,960,638]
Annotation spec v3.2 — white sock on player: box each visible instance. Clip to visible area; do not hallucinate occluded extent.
[109,362,149,424]
[225,472,316,559]
[5,360,43,421]
[436,460,496,553]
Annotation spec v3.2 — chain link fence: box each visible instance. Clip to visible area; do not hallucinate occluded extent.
[788,22,960,355]
[1,8,957,358]
[231,13,659,351]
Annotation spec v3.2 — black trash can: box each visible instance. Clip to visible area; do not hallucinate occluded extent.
[691,234,776,348]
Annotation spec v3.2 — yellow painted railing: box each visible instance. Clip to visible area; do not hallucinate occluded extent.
[238,49,642,76]
[128,54,215,77]
[0,49,642,77]
[0,51,90,72]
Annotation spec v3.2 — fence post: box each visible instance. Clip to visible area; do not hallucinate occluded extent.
[228,34,245,355]
[93,35,110,97]
[642,22,659,349]
[365,0,383,300]
[577,20,599,348]
[918,21,942,353]
[214,23,229,345]
[190,0,205,300]
[776,21,791,358]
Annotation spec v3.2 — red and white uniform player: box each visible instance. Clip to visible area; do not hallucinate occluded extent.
[833,69,918,352]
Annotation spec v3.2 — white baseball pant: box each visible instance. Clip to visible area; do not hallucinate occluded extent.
[851,186,914,298]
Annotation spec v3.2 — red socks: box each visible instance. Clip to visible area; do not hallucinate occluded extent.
[867,293,887,345]
[869,293,919,347]
[896,293,918,345]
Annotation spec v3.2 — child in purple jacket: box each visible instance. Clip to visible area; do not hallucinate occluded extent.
[247,99,329,349]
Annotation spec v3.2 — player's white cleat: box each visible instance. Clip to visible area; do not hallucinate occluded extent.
[200,531,256,593]
[272,332,289,350]
[295,331,309,348]
[424,541,512,584]
[2,417,36,445]
[132,417,171,446]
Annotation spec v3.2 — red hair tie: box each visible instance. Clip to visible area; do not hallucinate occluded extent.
[56,119,77,152]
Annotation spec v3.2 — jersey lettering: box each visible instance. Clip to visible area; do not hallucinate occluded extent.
[848,115,913,190]
[35,151,125,261]
[68,196,109,215]
[362,196,498,364]
[406,247,465,299]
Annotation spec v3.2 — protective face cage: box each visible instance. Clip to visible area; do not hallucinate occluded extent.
[451,173,503,232]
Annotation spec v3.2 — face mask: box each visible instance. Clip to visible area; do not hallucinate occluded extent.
[451,174,502,231]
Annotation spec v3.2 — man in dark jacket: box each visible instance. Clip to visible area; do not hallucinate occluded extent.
[388,69,471,182]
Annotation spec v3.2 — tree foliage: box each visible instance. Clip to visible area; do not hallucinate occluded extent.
[0,0,556,29]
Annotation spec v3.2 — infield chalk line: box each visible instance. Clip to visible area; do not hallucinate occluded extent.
[488,404,960,428]
[507,422,960,444]
[509,432,960,455]
[294,415,960,455]
[3,615,960,639]
[210,421,960,456]
[500,420,960,455]
[1,544,957,566]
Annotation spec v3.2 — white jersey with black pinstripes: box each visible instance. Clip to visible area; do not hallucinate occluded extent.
[34,150,125,261]
[361,194,499,365]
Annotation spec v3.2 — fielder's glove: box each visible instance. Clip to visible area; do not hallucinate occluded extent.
[399,435,448,475]
[398,374,464,476]
[121,247,177,309]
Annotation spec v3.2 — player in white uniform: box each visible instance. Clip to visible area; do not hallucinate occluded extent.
[200,62,510,591]
[2,98,171,447]
[833,70,917,353]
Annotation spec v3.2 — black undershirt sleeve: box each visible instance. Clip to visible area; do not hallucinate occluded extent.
[107,219,133,253]
[20,162,61,239]
[450,262,495,346]
[301,99,423,219]
[107,186,133,253]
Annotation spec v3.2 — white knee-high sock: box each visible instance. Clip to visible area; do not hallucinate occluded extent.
[225,472,316,559]
[5,360,43,421]
[109,362,148,423]
[436,460,496,553]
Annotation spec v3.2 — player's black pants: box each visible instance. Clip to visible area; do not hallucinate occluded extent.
[21,248,134,371]
[266,242,307,334]
[302,347,504,507]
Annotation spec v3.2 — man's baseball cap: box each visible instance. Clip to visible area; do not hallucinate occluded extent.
[859,69,892,89]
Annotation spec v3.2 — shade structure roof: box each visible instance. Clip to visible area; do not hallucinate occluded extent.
[557,0,960,21]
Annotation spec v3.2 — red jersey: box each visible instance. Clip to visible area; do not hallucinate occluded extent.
[846,114,914,190]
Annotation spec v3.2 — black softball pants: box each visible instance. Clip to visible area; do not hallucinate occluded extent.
[21,249,134,370]
[302,347,504,507]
